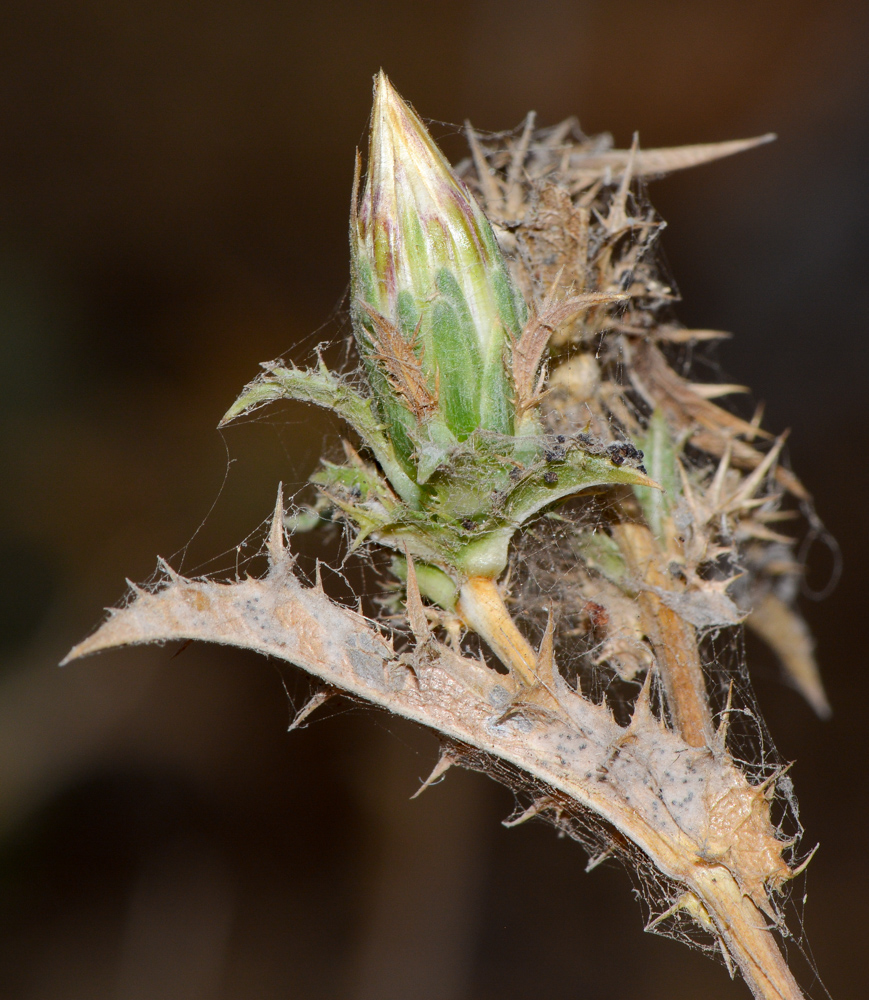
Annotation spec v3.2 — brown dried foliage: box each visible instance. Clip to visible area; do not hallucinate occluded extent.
[356,301,438,420]
[458,116,826,718]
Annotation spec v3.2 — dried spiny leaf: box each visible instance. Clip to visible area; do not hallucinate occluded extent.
[64,548,805,1000]
[356,302,437,419]
[746,593,830,719]
[512,290,625,411]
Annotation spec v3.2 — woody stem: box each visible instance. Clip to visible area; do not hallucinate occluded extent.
[611,523,714,747]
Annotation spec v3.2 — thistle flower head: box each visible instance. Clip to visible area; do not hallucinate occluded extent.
[351,72,525,452]
[226,76,657,587]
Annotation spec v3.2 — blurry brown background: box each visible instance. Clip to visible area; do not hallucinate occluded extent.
[2,2,867,998]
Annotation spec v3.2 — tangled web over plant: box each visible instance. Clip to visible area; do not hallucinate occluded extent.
[66,74,832,1000]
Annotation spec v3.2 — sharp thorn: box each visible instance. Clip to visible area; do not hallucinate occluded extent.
[502,797,552,828]
[505,110,536,214]
[645,896,683,932]
[411,750,455,799]
[585,845,616,872]
[465,118,502,213]
[715,681,735,752]
[403,547,432,643]
[757,761,794,797]
[267,483,287,563]
[708,437,734,510]
[790,843,820,878]
[342,439,365,467]
[288,688,333,732]
[536,608,557,684]
[156,557,179,582]
[731,432,789,507]
[719,937,737,979]
[630,664,655,725]
[351,149,361,229]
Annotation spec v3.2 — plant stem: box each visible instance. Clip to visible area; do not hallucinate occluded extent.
[611,523,714,747]
[691,868,804,1000]
[456,576,538,686]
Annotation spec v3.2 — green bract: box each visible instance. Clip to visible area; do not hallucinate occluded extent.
[221,73,656,597]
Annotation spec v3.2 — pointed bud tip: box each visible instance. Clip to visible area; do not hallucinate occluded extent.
[370,69,406,146]
[366,71,461,210]
[371,70,416,133]
[372,68,397,112]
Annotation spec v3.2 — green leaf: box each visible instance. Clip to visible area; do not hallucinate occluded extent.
[503,451,659,527]
[284,507,328,533]
[634,409,681,540]
[220,365,421,509]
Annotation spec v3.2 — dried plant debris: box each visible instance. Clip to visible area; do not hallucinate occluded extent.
[457,114,824,715]
[67,75,830,1000]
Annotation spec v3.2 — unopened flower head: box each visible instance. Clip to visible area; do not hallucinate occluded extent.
[351,72,526,454]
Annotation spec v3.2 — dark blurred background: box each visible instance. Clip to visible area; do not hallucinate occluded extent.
[1,2,867,998]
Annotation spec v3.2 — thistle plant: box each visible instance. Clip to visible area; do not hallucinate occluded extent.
[221,73,653,685]
[66,74,829,1000]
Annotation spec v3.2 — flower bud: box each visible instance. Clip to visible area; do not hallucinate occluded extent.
[351,72,526,459]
